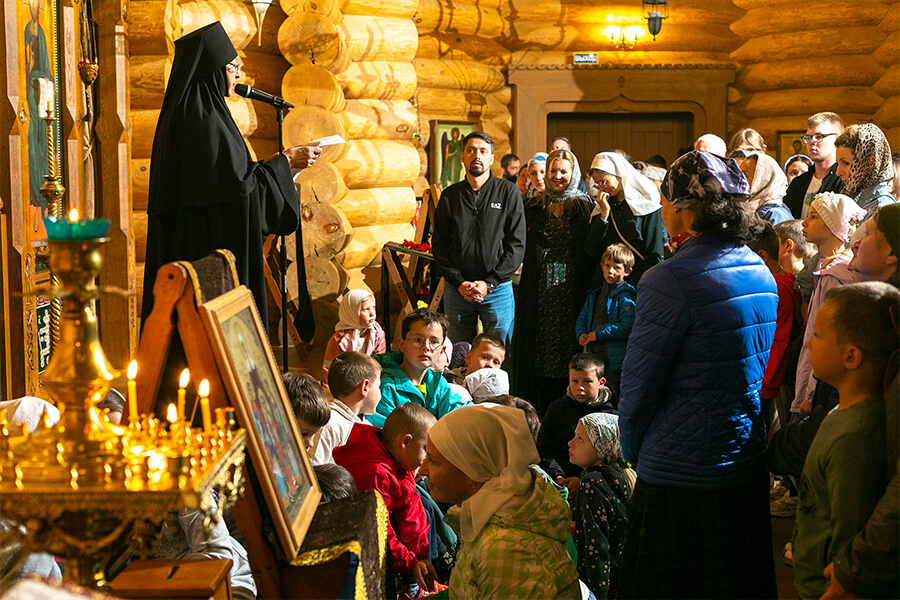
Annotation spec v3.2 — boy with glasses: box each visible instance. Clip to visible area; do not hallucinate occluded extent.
[785,112,845,219]
[368,308,470,427]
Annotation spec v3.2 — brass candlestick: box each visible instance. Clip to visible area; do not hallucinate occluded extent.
[1,236,247,589]
[38,105,65,353]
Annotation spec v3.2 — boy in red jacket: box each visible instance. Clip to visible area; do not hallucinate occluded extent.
[333,402,436,595]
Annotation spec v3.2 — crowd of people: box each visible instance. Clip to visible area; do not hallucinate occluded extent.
[285,112,899,600]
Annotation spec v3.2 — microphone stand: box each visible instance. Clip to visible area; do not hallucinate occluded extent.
[276,103,289,374]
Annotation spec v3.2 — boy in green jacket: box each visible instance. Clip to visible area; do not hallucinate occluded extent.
[368,308,470,428]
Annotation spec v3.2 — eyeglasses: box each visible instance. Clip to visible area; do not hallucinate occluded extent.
[225,62,242,74]
[801,132,837,144]
[406,335,443,350]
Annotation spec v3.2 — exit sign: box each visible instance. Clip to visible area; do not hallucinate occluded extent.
[574,53,598,64]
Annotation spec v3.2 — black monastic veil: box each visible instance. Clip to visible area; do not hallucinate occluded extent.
[141,21,300,329]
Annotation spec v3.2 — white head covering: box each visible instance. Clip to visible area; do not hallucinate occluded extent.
[334,289,377,354]
[0,397,60,433]
[428,404,538,542]
[589,152,661,216]
[809,192,867,244]
[464,368,510,401]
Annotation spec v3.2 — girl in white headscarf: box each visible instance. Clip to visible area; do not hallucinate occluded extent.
[584,152,666,285]
[322,289,386,383]
[416,405,580,599]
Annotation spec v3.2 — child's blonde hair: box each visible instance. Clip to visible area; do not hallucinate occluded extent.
[601,243,635,271]
[824,282,900,378]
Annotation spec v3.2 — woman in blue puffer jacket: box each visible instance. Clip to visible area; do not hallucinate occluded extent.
[617,151,778,599]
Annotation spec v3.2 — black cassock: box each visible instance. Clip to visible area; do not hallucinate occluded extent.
[141,22,312,337]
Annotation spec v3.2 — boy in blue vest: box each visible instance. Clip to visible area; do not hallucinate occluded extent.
[575,243,637,405]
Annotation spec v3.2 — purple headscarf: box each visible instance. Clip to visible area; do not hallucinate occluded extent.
[662,151,750,208]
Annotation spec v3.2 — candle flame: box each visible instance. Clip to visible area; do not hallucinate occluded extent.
[127,360,137,379]
[198,379,210,397]
[166,403,177,423]
[179,368,190,388]
[69,208,79,222]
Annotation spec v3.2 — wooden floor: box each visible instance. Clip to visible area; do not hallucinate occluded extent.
[772,515,798,599]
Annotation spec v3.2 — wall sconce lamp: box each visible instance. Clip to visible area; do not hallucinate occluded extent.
[250,0,275,46]
[642,0,668,40]
[604,25,643,50]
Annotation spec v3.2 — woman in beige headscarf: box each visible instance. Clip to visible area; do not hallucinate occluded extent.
[415,405,580,599]
[736,152,793,225]
[835,123,895,219]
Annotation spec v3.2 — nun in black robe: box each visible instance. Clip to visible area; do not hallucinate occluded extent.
[141,22,316,332]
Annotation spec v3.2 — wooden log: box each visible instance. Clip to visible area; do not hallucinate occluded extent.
[293,255,349,301]
[130,55,168,111]
[340,0,416,19]
[742,86,885,120]
[508,0,740,25]
[128,1,170,56]
[295,163,348,205]
[508,22,739,53]
[240,50,290,92]
[283,64,346,112]
[281,0,342,24]
[413,58,506,94]
[283,106,349,163]
[135,263,145,320]
[336,61,417,100]
[339,16,418,62]
[415,0,505,38]
[874,100,900,130]
[341,100,417,142]
[480,121,509,152]
[278,11,349,72]
[344,266,377,297]
[730,1,887,38]
[333,139,419,188]
[335,187,417,227]
[132,159,151,212]
[731,28,884,63]
[227,97,279,140]
[284,201,353,260]
[877,2,900,36]
[133,211,149,263]
[415,89,491,121]
[491,86,511,107]
[131,109,160,159]
[874,32,900,68]
[413,175,430,197]
[178,1,256,50]
[415,36,511,65]
[737,56,884,92]
[873,64,900,99]
[341,223,415,269]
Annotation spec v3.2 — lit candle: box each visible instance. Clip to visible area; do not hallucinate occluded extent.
[46,98,52,119]
[166,403,177,424]
[198,379,211,433]
[177,369,190,421]
[127,360,138,424]
[69,208,79,222]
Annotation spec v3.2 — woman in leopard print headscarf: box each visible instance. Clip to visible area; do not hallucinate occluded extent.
[834,123,895,218]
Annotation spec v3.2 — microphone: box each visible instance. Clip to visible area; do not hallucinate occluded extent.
[234,84,295,109]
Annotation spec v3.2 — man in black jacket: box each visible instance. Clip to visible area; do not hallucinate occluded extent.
[432,132,526,348]
[784,112,845,218]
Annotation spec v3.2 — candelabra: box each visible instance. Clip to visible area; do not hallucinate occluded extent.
[0,230,247,589]
[38,105,65,352]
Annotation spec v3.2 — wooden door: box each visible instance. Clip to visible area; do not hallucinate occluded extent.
[547,112,693,170]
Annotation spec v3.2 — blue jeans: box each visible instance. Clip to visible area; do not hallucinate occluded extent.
[443,280,514,347]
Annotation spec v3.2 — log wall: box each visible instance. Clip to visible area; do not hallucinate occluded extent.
[729,0,891,148]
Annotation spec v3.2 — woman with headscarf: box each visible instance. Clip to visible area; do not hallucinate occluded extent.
[736,152,793,225]
[516,148,594,409]
[415,404,580,598]
[523,152,548,201]
[617,151,778,598]
[834,123,895,219]
[141,22,320,328]
[584,152,665,286]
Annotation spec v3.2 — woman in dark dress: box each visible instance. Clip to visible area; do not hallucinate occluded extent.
[584,152,665,286]
[516,148,594,412]
[141,22,319,328]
